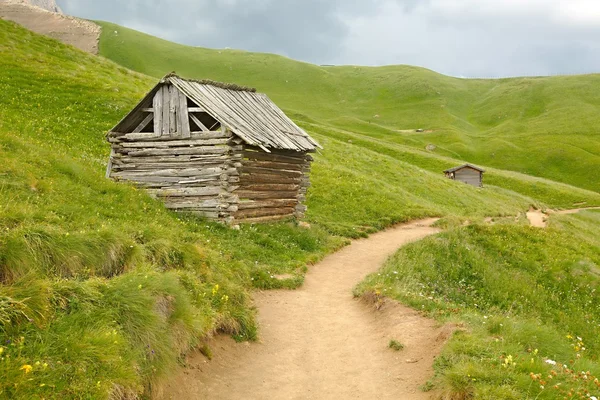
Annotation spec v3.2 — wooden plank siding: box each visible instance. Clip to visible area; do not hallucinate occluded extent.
[446,166,483,187]
[232,146,311,222]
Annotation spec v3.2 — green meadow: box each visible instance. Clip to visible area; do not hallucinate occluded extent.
[357,210,600,399]
[0,16,598,399]
[98,21,600,193]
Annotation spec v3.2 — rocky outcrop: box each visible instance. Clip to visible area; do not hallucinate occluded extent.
[0,0,62,13]
[0,0,100,54]
[28,0,62,13]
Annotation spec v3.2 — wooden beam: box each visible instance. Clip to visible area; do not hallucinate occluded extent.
[118,138,230,148]
[152,91,162,135]
[178,90,191,138]
[105,148,115,178]
[115,131,231,142]
[168,86,177,134]
[148,187,222,197]
[161,86,170,136]
[237,199,298,210]
[189,113,209,132]
[236,190,299,200]
[132,113,154,134]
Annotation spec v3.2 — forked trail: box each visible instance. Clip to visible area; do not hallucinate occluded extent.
[161,218,450,400]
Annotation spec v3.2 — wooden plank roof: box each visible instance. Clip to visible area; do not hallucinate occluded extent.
[167,74,321,152]
[444,163,485,173]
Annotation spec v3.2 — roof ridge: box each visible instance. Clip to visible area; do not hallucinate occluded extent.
[162,72,256,93]
[444,163,485,173]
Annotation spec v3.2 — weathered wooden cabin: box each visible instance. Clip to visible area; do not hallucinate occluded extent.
[444,164,484,187]
[106,73,321,223]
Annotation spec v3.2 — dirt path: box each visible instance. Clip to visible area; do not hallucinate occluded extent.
[526,209,547,228]
[552,206,600,215]
[527,206,600,228]
[161,219,448,400]
[0,0,100,54]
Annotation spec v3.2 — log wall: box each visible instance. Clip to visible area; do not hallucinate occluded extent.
[234,146,312,223]
[106,135,313,223]
[107,129,241,221]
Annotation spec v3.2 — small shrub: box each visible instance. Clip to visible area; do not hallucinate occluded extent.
[388,339,404,351]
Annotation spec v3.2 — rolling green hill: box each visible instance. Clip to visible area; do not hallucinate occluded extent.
[1,17,600,399]
[97,21,600,194]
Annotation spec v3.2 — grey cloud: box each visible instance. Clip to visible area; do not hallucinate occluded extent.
[59,0,373,63]
[57,0,600,77]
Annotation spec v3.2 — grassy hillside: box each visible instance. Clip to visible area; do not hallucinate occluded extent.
[357,211,600,399]
[1,18,600,399]
[97,21,600,193]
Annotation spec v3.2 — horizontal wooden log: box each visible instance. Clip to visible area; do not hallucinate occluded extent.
[235,207,296,219]
[111,161,231,170]
[166,204,229,211]
[237,199,298,210]
[242,166,303,177]
[112,175,221,184]
[245,146,308,157]
[113,167,235,178]
[236,190,298,200]
[242,160,305,171]
[126,181,225,189]
[108,131,232,141]
[117,138,230,148]
[164,198,222,208]
[243,151,307,165]
[120,146,237,157]
[237,183,299,192]
[112,154,237,168]
[112,154,240,164]
[241,174,302,184]
[148,187,222,197]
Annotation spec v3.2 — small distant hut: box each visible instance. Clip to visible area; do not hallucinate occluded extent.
[444,164,484,187]
[106,73,321,223]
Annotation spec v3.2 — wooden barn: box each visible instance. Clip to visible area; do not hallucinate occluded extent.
[444,164,484,187]
[106,73,321,223]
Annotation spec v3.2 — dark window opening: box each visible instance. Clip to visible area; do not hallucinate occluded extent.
[187,97,198,108]
[189,112,221,132]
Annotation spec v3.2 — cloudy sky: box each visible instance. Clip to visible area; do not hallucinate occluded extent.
[57,0,600,77]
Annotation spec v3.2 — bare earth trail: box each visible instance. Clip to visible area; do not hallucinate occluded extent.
[161,219,451,400]
[527,206,600,228]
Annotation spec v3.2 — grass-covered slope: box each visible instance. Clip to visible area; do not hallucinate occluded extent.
[1,18,599,399]
[97,21,600,193]
[0,20,343,399]
[357,211,600,399]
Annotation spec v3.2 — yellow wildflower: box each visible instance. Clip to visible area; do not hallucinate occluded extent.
[20,365,33,374]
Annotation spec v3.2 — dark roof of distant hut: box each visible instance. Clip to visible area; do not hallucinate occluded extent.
[444,163,485,173]
[111,73,321,153]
